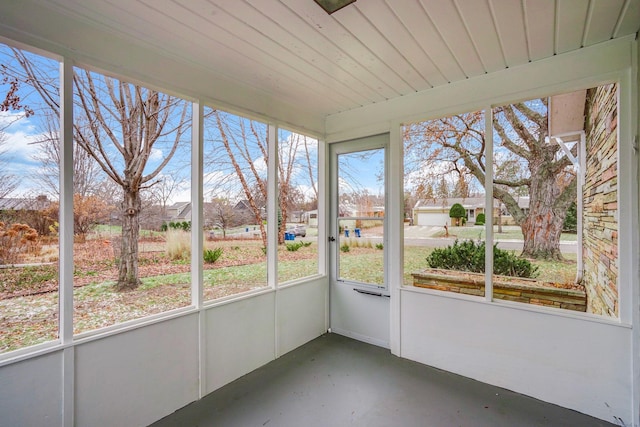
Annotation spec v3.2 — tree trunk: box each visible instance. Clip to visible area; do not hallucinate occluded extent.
[521,211,565,260]
[520,165,567,260]
[117,189,142,290]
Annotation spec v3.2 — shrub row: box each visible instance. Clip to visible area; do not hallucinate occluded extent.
[426,239,538,278]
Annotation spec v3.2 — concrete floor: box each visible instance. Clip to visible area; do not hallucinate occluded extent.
[150,333,616,427]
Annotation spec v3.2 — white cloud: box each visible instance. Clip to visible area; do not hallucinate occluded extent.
[149,148,163,162]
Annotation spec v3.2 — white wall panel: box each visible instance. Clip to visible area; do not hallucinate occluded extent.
[400,290,633,425]
[277,279,329,356]
[75,315,199,427]
[331,282,390,348]
[0,352,63,427]
[205,292,276,393]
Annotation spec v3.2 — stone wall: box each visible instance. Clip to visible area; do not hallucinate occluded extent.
[582,84,618,317]
[412,269,587,312]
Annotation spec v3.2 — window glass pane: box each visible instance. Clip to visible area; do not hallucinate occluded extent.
[403,111,485,297]
[72,68,192,334]
[0,44,60,352]
[491,84,618,316]
[277,129,319,283]
[336,148,385,287]
[338,218,384,285]
[203,109,268,300]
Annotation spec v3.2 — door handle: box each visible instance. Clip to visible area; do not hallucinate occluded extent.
[329,236,336,242]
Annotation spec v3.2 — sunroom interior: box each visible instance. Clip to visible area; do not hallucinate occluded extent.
[0,1,638,426]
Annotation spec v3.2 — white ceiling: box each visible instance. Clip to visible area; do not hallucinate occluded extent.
[3,0,640,124]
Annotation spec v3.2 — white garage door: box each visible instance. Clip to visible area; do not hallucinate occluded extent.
[417,213,450,226]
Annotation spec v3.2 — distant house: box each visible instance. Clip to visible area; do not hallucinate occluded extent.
[413,196,529,226]
[304,210,318,228]
[164,201,192,223]
[0,195,51,212]
[163,199,264,226]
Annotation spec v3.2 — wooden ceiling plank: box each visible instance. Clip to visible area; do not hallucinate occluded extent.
[387,0,466,83]
[555,0,589,53]
[280,0,405,99]
[215,0,383,105]
[489,0,529,67]
[157,0,358,110]
[614,0,640,37]
[523,0,555,61]
[247,0,389,103]
[419,0,486,78]
[46,0,337,113]
[332,4,425,93]
[583,0,625,45]
[357,0,448,88]
[455,0,506,74]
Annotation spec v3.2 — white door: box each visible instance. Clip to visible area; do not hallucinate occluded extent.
[329,133,390,348]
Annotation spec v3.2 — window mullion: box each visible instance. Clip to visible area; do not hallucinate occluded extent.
[59,58,74,342]
[484,107,494,302]
[267,124,278,288]
[191,101,204,308]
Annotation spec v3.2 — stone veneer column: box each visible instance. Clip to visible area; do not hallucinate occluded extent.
[582,84,618,316]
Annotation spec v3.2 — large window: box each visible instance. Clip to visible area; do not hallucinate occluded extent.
[277,129,319,284]
[0,38,328,356]
[72,68,193,334]
[403,110,486,297]
[202,109,269,300]
[403,84,619,317]
[0,44,60,353]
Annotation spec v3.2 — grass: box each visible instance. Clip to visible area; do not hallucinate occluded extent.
[0,240,579,354]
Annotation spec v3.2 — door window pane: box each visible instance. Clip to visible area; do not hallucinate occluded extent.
[336,148,385,287]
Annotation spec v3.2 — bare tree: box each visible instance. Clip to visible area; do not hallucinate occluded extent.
[205,113,319,246]
[205,197,237,237]
[207,110,268,246]
[147,172,187,223]
[30,112,103,197]
[73,71,190,289]
[0,132,18,198]
[405,102,577,260]
[2,47,191,290]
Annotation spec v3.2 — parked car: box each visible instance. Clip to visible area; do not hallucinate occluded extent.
[287,224,306,237]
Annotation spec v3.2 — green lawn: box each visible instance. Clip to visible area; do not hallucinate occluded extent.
[0,243,578,353]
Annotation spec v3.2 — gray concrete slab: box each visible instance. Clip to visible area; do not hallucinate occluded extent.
[150,333,616,427]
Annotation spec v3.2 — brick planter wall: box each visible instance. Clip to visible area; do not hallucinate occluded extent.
[583,84,618,317]
[412,269,587,312]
